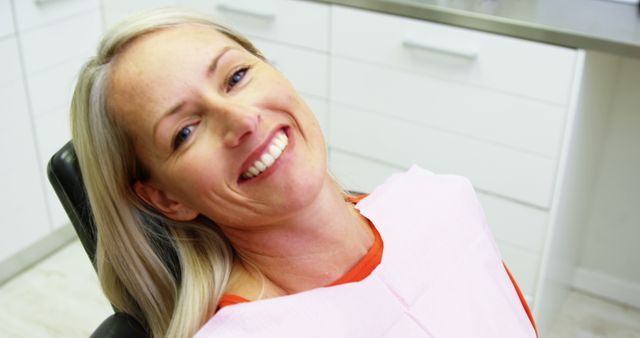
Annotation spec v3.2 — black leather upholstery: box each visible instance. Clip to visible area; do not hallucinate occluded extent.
[47,141,97,265]
[48,141,149,338]
[91,313,148,338]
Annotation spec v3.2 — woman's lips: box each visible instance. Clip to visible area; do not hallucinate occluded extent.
[239,127,289,182]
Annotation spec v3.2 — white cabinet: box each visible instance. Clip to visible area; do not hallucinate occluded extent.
[254,39,329,99]
[20,7,103,230]
[0,35,21,89]
[327,6,583,313]
[19,11,102,74]
[0,37,50,262]
[12,0,100,32]
[0,0,103,275]
[186,0,330,51]
[0,0,14,38]
[331,6,576,105]
[102,0,176,28]
[330,103,558,207]
[330,57,566,159]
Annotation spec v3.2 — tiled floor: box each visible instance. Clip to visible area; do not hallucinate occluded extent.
[0,241,112,338]
[547,291,640,338]
[1,240,639,338]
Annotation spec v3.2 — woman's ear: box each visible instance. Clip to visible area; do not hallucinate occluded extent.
[133,181,198,221]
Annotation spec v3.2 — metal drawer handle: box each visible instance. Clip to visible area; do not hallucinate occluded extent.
[402,38,478,60]
[34,0,67,4]
[216,3,276,21]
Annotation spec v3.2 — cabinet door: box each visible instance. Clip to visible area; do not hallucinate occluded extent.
[19,10,102,75]
[102,0,177,28]
[331,57,567,158]
[330,104,557,208]
[180,0,329,51]
[0,0,14,38]
[20,8,103,229]
[12,0,99,32]
[254,38,329,99]
[332,6,577,105]
[27,57,83,119]
[34,107,71,229]
[0,38,50,261]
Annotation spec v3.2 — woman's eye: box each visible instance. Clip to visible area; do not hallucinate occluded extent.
[227,67,248,90]
[173,125,195,149]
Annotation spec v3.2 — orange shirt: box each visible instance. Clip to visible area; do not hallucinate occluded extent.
[217,195,537,336]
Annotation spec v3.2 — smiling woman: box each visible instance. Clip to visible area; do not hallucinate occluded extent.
[72,8,354,338]
[71,7,537,338]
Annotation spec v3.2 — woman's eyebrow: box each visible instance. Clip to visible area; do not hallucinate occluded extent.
[153,101,185,146]
[152,46,236,143]
[208,46,234,75]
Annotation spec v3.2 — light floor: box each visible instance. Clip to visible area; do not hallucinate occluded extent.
[1,240,639,338]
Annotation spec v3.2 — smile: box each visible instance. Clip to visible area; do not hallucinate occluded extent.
[241,130,289,181]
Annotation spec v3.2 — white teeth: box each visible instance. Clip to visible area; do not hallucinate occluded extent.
[254,161,267,172]
[248,167,260,176]
[268,144,282,158]
[273,138,286,149]
[241,130,289,180]
[261,153,275,167]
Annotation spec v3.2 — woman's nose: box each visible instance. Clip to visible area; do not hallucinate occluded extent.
[219,103,260,148]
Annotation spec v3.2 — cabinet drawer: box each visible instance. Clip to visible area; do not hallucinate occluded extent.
[0,83,51,262]
[331,57,566,157]
[13,0,99,32]
[20,10,102,74]
[34,108,71,229]
[255,38,329,99]
[330,104,556,208]
[498,241,540,298]
[332,6,577,105]
[476,194,547,253]
[0,38,22,89]
[204,0,329,51]
[331,149,548,253]
[329,149,541,296]
[102,0,175,28]
[0,0,14,38]
[330,148,404,193]
[27,57,83,119]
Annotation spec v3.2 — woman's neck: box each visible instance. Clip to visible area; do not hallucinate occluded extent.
[221,178,373,298]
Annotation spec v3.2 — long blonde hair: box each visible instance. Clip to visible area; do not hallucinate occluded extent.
[70,8,264,338]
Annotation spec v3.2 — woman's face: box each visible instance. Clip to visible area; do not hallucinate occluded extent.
[108,25,327,228]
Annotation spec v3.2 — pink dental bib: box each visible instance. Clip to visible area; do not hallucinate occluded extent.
[194,165,537,338]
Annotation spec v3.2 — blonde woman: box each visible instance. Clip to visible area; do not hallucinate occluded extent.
[71,8,537,338]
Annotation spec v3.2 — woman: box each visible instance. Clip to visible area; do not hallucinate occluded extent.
[71,8,536,338]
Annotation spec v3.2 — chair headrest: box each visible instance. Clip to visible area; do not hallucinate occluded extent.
[47,141,98,265]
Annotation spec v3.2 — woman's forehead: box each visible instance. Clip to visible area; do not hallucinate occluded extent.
[113,25,235,81]
[107,25,237,127]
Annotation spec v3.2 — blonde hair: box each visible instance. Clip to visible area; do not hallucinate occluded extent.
[70,8,264,338]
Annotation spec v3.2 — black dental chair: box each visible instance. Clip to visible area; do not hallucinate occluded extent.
[48,141,149,338]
